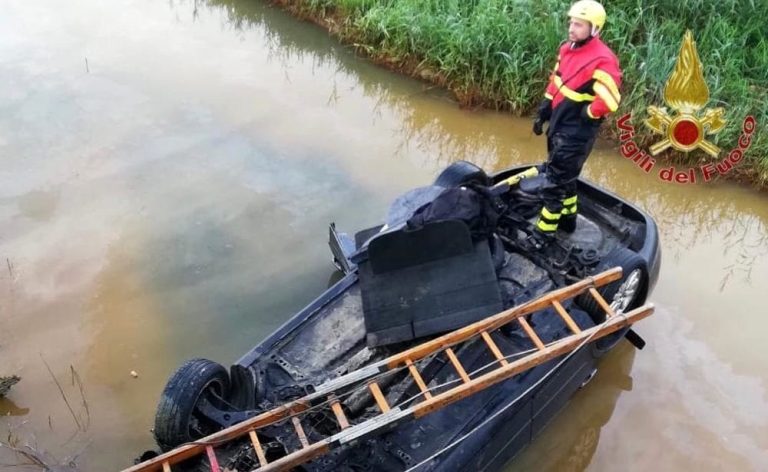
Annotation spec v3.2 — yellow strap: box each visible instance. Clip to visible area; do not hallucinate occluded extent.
[593,70,621,102]
[562,195,578,206]
[593,82,619,111]
[553,76,595,102]
[536,220,558,232]
[499,167,539,187]
[544,92,553,100]
[540,207,562,221]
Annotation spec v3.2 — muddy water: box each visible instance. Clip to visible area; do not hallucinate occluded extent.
[0,1,766,470]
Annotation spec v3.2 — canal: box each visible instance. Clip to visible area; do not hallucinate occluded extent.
[1,1,766,470]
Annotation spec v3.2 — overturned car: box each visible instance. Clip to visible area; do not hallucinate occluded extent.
[129,161,660,472]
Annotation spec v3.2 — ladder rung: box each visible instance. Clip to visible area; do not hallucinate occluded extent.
[368,382,390,413]
[122,268,641,472]
[551,300,581,334]
[329,397,350,430]
[385,267,621,370]
[241,442,329,472]
[517,317,545,350]
[445,348,470,383]
[292,416,310,448]
[204,446,220,472]
[411,303,653,420]
[589,287,616,317]
[480,331,509,366]
[248,430,269,467]
[405,358,433,399]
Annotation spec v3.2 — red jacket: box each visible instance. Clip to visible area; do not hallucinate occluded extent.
[543,36,622,135]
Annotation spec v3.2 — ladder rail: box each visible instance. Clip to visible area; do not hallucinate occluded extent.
[123,267,634,472]
[413,304,652,418]
[385,267,621,369]
[372,303,652,419]
[246,303,656,472]
[248,267,622,408]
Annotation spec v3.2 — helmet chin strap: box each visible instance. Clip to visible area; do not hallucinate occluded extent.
[570,34,594,49]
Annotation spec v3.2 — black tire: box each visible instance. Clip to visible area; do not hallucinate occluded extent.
[576,247,648,355]
[433,161,489,187]
[154,358,230,451]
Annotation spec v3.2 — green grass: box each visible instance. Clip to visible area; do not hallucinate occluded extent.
[274,0,768,186]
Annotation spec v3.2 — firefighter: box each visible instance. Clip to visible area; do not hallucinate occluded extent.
[532,0,622,238]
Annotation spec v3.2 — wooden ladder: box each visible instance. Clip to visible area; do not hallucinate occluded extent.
[124,267,653,472]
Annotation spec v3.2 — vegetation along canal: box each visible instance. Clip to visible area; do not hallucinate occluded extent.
[0,1,766,470]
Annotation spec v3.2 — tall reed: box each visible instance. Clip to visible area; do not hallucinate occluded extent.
[283,0,768,185]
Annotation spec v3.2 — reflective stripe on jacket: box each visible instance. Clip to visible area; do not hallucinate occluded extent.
[543,37,622,136]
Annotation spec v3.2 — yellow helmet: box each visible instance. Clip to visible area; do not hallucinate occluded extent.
[568,0,606,34]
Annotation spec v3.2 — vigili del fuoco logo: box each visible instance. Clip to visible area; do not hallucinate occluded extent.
[615,30,756,184]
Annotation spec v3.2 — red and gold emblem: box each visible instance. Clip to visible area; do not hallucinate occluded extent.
[644,30,726,157]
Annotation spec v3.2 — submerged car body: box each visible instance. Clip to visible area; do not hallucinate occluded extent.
[145,162,660,471]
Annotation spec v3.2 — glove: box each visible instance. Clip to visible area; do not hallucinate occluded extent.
[533,98,552,135]
[537,98,553,122]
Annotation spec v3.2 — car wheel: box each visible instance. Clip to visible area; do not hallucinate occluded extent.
[154,358,230,451]
[576,247,648,356]
[433,161,490,187]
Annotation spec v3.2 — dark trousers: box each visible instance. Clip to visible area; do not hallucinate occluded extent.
[535,131,597,232]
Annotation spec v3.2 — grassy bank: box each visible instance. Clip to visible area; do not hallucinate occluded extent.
[267,0,768,188]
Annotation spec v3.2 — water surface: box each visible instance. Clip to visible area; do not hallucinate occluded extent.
[0,1,766,470]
